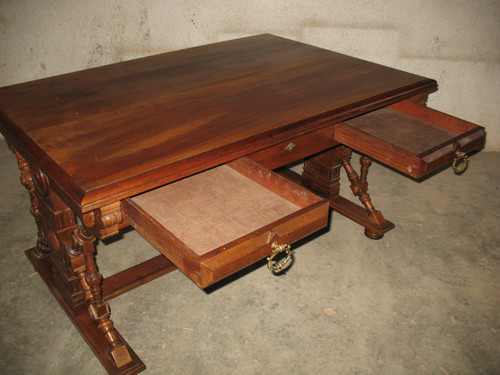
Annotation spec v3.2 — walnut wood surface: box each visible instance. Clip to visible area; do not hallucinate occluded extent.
[1,34,486,375]
[0,34,437,212]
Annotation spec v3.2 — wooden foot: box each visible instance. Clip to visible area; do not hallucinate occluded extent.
[25,247,146,375]
[329,196,394,239]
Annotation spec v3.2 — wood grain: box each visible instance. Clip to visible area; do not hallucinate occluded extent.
[0,34,437,211]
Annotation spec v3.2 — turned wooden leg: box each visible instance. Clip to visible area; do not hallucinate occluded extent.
[10,145,90,312]
[302,145,394,239]
[72,226,133,368]
[339,149,391,239]
[359,154,371,193]
[11,147,50,257]
[10,145,144,373]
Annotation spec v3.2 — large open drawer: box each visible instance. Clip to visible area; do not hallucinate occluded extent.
[122,157,329,288]
[334,100,486,178]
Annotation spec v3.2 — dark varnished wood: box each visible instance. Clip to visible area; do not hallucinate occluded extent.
[0,34,486,375]
[0,34,437,212]
[289,146,395,239]
[25,248,146,375]
[278,168,395,238]
[247,125,337,169]
[332,147,394,239]
[336,100,485,178]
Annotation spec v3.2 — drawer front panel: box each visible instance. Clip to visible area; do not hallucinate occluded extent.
[122,158,329,288]
[200,201,328,287]
[335,100,485,178]
[248,125,336,169]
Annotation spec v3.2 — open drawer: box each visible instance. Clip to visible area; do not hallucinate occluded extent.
[334,100,486,178]
[122,158,329,288]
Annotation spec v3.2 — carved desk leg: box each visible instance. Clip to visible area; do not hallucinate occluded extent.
[10,147,145,374]
[11,147,49,257]
[72,226,133,368]
[339,148,394,239]
[10,147,89,313]
[303,145,394,239]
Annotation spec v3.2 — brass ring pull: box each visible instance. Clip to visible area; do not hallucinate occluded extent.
[452,151,468,174]
[267,242,293,274]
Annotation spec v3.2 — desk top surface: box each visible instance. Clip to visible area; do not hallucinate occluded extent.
[0,34,437,211]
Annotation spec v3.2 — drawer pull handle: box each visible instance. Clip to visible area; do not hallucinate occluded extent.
[267,242,293,274]
[284,142,296,152]
[452,151,468,174]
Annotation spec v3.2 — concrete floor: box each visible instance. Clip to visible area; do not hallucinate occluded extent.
[0,139,499,375]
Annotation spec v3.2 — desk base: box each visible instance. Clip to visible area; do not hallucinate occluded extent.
[278,169,395,239]
[25,248,147,375]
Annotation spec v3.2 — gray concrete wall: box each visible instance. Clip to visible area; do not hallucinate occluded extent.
[1,0,499,150]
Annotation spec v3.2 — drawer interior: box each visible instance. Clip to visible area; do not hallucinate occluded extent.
[334,100,485,178]
[122,157,329,288]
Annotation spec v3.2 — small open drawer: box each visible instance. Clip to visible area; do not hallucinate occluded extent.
[334,100,486,178]
[122,158,329,288]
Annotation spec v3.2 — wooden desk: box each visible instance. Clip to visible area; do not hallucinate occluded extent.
[0,34,485,374]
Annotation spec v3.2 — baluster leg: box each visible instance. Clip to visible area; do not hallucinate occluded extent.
[10,147,49,257]
[72,225,133,368]
[9,145,142,373]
